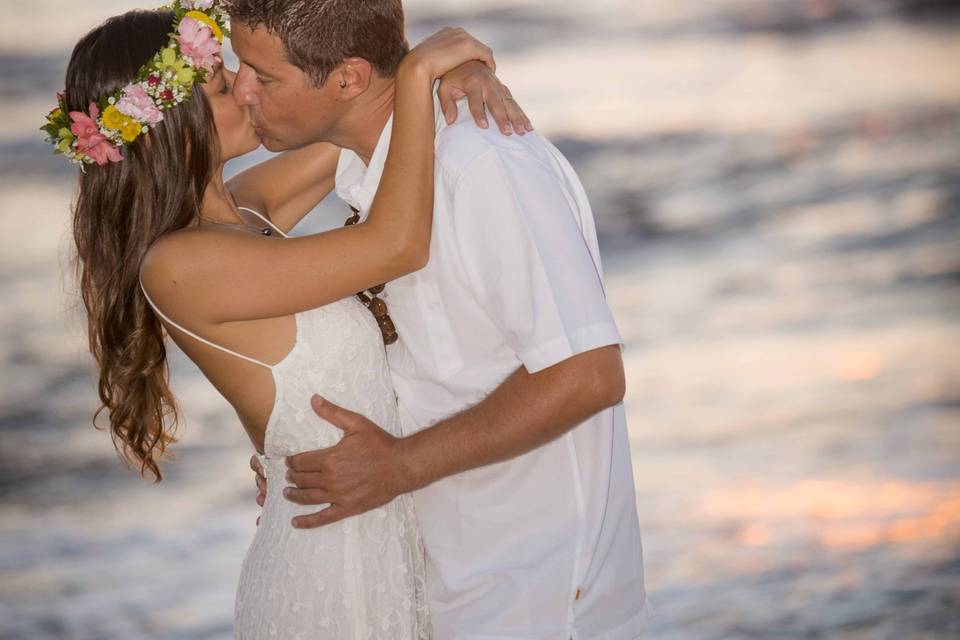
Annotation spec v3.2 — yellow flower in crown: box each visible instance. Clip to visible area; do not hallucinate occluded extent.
[120,117,143,142]
[102,104,141,141]
[185,10,224,43]
[101,105,124,130]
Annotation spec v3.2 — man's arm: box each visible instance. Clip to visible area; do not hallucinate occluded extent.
[400,344,624,486]
[283,344,624,528]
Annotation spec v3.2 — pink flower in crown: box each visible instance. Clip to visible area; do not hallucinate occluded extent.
[117,83,164,125]
[183,0,215,8]
[82,137,124,165]
[69,103,122,165]
[69,103,101,142]
[177,16,221,72]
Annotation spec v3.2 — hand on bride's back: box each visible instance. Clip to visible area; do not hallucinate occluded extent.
[404,27,495,81]
[251,454,266,525]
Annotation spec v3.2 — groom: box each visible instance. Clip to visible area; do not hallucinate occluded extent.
[226,1,649,637]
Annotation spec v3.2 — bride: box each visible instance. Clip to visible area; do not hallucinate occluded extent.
[49,1,528,636]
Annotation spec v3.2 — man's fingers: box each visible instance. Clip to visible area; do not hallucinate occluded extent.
[249,454,265,478]
[286,447,332,473]
[283,486,335,506]
[292,505,350,529]
[256,473,267,501]
[286,469,325,489]
[310,395,362,433]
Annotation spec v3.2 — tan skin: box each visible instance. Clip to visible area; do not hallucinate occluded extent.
[140,29,531,455]
[233,29,626,530]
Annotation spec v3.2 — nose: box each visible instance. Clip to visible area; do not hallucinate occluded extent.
[233,64,259,107]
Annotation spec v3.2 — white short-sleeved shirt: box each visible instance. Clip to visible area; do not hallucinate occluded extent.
[335,98,649,640]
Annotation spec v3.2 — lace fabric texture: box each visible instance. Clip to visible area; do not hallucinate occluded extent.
[234,297,431,639]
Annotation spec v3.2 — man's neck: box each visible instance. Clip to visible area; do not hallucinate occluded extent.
[335,77,396,166]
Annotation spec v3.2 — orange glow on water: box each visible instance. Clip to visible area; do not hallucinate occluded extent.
[831,350,884,382]
[707,480,960,550]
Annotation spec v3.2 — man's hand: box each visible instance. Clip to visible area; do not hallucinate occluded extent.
[282,395,415,529]
[250,454,266,526]
[438,60,533,135]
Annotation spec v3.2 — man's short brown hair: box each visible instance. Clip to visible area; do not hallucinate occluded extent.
[224,0,408,85]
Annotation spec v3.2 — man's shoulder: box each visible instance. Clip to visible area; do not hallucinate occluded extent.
[435,102,550,185]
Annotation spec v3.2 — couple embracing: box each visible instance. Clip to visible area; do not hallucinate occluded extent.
[53,0,648,637]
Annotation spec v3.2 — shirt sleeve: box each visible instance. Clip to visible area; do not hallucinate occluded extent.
[449,145,622,373]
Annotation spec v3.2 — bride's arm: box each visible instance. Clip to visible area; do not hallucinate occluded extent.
[225,45,531,235]
[226,141,341,233]
[142,29,490,323]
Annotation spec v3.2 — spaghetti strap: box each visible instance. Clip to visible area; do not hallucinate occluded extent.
[238,206,288,238]
[139,279,274,370]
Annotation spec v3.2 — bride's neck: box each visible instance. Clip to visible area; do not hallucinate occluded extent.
[199,168,240,225]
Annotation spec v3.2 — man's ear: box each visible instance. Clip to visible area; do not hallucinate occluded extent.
[335,57,373,99]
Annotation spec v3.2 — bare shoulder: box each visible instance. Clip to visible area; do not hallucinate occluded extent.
[139,227,227,305]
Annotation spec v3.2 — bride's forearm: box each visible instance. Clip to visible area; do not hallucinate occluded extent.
[360,58,437,268]
[226,141,341,233]
[363,27,497,265]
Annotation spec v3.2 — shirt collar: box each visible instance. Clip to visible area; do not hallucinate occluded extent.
[335,90,446,218]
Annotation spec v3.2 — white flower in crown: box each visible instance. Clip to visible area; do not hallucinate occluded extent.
[183,0,215,9]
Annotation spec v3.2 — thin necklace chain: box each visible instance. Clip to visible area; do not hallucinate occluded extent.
[198,189,272,236]
[198,215,272,236]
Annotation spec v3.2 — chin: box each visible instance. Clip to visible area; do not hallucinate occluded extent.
[220,139,263,163]
[260,136,290,152]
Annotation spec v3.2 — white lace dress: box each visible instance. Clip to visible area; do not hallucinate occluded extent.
[141,210,431,639]
[234,296,430,639]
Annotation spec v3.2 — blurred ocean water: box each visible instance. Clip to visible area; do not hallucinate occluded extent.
[1,1,959,638]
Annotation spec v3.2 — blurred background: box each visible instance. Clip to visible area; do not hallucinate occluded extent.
[1,0,958,638]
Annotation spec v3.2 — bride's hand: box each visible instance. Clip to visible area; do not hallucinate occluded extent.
[404,27,495,83]
[438,61,533,135]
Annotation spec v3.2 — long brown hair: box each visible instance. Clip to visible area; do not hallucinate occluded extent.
[67,10,219,481]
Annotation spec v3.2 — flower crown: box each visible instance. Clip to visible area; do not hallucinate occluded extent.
[41,0,230,166]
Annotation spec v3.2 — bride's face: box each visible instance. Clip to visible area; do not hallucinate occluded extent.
[202,65,261,163]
